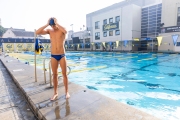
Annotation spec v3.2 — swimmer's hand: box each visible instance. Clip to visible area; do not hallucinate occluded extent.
[47,18,51,26]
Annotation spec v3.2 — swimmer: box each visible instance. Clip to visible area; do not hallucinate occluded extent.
[36,18,70,100]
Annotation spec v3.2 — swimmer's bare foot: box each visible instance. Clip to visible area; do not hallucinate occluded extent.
[51,94,58,101]
[66,92,70,99]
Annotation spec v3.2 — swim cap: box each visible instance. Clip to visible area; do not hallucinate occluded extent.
[49,18,55,25]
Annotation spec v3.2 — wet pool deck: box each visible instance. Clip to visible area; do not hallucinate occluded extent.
[0,55,160,120]
[0,58,36,120]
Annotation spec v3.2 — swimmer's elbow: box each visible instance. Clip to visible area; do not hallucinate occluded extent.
[35,31,40,35]
[64,29,67,34]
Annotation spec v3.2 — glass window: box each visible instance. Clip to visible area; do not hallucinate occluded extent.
[141,33,148,36]
[85,39,90,43]
[85,44,90,48]
[176,42,180,46]
[149,18,156,23]
[142,11,148,15]
[142,17,148,20]
[109,18,113,23]
[109,31,113,36]
[141,23,148,25]
[103,32,107,37]
[157,13,161,17]
[95,43,101,49]
[158,4,162,7]
[141,20,148,23]
[80,39,83,43]
[95,21,100,29]
[115,30,120,35]
[149,23,157,27]
[95,32,100,40]
[149,5,157,10]
[178,8,180,26]
[178,17,180,22]
[115,16,120,22]
[103,19,107,25]
[157,7,162,11]
[148,11,156,16]
[142,12,148,16]
[149,14,156,18]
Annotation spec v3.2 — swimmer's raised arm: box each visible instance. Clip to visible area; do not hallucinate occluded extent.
[36,18,50,35]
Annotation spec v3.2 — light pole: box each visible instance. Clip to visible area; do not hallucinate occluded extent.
[70,24,73,50]
[70,24,73,37]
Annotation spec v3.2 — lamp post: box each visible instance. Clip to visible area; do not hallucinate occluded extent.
[83,25,85,51]
[70,24,73,50]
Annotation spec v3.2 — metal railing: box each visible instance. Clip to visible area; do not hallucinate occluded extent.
[43,58,51,84]
[42,58,71,87]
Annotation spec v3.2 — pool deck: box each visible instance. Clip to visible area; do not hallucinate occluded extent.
[0,55,160,120]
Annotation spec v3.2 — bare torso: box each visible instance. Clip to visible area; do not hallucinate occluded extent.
[49,29,65,54]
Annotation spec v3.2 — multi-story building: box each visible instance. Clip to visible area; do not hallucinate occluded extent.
[66,0,180,52]
[158,0,180,52]
[141,3,162,38]
[66,0,163,51]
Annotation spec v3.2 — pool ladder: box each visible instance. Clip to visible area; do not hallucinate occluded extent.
[43,58,53,87]
[43,58,71,87]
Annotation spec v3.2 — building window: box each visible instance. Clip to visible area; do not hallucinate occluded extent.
[177,7,180,26]
[109,18,113,23]
[85,39,90,43]
[95,44,101,49]
[115,16,120,22]
[176,42,180,46]
[95,21,100,29]
[95,32,100,40]
[103,32,107,37]
[103,19,107,25]
[80,39,83,43]
[109,31,113,36]
[115,30,120,35]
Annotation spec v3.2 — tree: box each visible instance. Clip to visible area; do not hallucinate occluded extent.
[0,25,6,37]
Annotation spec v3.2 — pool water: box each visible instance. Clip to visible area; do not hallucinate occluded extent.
[24,51,180,120]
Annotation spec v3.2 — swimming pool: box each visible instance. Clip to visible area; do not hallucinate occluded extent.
[15,52,180,120]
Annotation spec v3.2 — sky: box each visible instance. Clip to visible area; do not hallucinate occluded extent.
[0,0,124,38]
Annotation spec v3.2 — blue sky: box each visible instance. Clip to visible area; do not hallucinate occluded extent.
[0,0,124,38]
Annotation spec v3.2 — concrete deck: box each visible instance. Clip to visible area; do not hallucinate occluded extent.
[0,58,36,120]
[0,55,160,120]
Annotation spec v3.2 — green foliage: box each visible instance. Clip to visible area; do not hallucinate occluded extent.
[0,25,6,37]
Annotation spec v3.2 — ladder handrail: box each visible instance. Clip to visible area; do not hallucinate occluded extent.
[49,60,53,87]
[43,58,71,87]
[43,58,51,84]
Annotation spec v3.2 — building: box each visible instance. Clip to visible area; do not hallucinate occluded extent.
[158,0,180,52]
[66,0,163,51]
[66,0,180,53]
[141,3,162,38]
[1,28,49,52]
[2,27,44,39]
[66,30,91,51]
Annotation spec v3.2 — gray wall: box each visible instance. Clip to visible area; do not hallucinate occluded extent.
[158,32,180,52]
[161,0,180,27]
